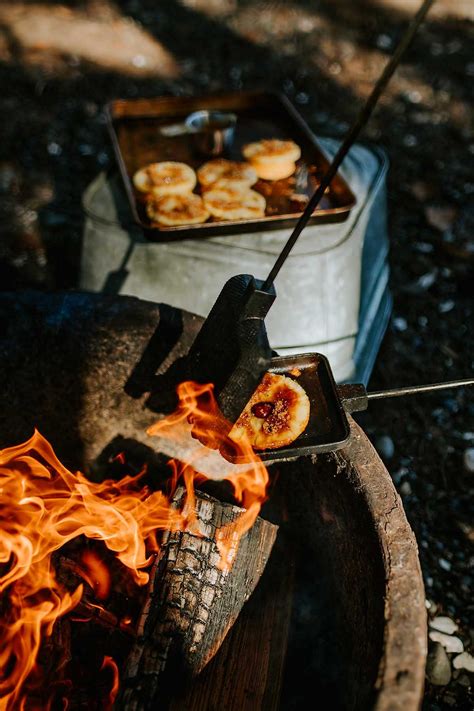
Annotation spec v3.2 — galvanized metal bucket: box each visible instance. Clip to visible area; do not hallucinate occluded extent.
[81,139,390,382]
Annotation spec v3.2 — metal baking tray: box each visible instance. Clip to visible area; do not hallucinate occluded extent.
[220,352,351,464]
[106,91,357,242]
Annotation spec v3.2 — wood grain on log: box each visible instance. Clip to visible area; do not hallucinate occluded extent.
[118,488,278,711]
[168,524,295,711]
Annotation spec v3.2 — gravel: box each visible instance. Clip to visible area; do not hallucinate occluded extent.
[375,434,395,459]
[463,447,474,473]
[453,652,474,672]
[429,631,464,654]
[426,643,452,686]
[430,616,459,635]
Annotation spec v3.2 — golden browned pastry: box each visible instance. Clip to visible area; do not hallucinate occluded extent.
[133,161,197,196]
[197,159,257,190]
[203,186,266,221]
[242,139,301,180]
[228,372,310,449]
[208,177,257,193]
[146,193,210,226]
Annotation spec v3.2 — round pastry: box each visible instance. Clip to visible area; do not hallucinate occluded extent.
[228,372,310,450]
[243,139,301,164]
[197,159,257,190]
[242,139,301,181]
[207,177,258,193]
[203,187,266,221]
[146,193,210,226]
[133,161,197,196]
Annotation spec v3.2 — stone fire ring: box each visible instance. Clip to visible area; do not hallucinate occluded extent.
[0,292,427,710]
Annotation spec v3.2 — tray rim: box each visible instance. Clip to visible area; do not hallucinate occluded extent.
[105,90,357,243]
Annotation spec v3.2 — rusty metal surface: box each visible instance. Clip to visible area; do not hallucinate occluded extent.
[338,419,427,711]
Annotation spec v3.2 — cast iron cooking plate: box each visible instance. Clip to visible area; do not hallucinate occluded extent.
[222,353,474,464]
[223,353,351,464]
[106,91,356,241]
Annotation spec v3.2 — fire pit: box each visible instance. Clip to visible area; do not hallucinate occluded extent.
[0,292,426,710]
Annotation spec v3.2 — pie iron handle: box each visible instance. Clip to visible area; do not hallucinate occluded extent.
[336,383,369,413]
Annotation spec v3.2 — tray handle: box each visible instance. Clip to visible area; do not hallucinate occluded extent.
[337,377,474,415]
[337,384,369,413]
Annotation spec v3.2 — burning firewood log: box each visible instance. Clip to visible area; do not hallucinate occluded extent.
[118,487,278,710]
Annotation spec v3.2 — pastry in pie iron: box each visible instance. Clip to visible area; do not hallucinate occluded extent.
[229,372,310,450]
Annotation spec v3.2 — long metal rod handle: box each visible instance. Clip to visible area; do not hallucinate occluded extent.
[262,0,435,292]
[368,378,474,401]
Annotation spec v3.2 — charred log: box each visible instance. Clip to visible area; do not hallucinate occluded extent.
[118,488,278,710]
[168,521,295,711]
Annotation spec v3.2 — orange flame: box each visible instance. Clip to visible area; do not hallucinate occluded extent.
[0,380,268,708]
[101,656,119,711]
[77,550,112,600]
[147,381,269,566]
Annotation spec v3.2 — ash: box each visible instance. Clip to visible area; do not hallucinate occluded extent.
[1,1,473,708]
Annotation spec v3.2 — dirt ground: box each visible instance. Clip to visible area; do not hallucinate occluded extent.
[0,1,473,708]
